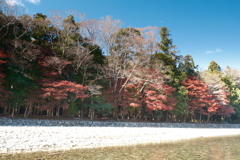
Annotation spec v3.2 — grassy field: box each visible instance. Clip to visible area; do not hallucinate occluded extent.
[1,135,240,160]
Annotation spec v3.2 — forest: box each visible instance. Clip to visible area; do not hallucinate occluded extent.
[1,2,240,123]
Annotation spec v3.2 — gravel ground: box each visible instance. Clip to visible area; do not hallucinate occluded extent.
[1,126,240,154]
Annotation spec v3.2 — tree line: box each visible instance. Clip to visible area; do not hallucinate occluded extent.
[1,3,240,123]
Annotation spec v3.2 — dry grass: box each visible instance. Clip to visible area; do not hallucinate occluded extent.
[1,135,240,160]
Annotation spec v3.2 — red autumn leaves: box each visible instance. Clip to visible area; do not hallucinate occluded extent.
[103,67,176,115]
[0,50,11,107]
[182,76,234,119]
[104,72,234,118]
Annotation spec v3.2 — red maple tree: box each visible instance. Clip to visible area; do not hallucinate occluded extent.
[36,55,88,116]
[144,83,176,112]
[182,76,234,122]
[39,78,88,116]
[132,67,176,113]
[118,83,142,119]
[103,66,176,119]
[0,50,11,108]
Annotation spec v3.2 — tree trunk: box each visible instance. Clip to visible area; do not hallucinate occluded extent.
[3,107,7,115]
[27,104,32,117]
[113,97,118,119]
[81,98,84,118]
[206,113,211,123]
[24,105,28,118]
[11,109,15,117]
[199,108,202,123]
[136,110,141,120]
[89,99,94,120]
[56,106,60,117]
[89,109,94,120]
[165,111,169,122]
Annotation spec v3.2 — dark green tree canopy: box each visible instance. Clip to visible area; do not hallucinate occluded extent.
[117,27,141,37]
[31,13,54,45]
[63,14,75,24]
[115,27,141,47]
[178,54,197,76]
[158,26,177,58]
[208,61,221,73]
[33,13,47,20]
[154,52,176,67]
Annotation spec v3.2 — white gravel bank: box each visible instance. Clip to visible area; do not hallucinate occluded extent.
[1,126,240,154]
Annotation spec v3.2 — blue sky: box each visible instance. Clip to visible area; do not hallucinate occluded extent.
[5,0,240,70]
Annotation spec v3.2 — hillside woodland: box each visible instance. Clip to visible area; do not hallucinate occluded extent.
[0,2,239,123]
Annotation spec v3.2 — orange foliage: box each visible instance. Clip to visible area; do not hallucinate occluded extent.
[182,76,234,117]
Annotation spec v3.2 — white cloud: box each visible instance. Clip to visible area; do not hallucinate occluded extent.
[204,48,222,54]
[5,0,24,6]
[5,0,41,6]
[26,0,41,4]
